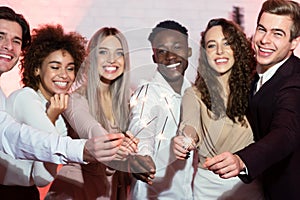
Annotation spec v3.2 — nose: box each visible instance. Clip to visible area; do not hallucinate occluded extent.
[1,37,13,51]
[58,68,68,78]
[261,32,271,44]
[217,45,224,55]
[166,51,177,61]
[107,52,116,63]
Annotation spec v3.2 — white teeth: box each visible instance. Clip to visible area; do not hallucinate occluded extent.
[166,63,180,68]
[105,66,117,71]
[260,48,273,53]
[54,82,67,87]
[216,58,228,63]
[0,54,12,60]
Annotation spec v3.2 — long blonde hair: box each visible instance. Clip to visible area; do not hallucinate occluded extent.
[74,27,130,131]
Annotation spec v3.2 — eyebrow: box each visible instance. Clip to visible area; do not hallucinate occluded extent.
[98,47,123,51]
[48,61,75,65]
[206,38,227,44]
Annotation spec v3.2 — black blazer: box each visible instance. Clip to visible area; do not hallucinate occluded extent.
[237,54,300,200]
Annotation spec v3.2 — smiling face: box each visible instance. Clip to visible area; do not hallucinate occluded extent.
[152,29,191,83]
[253,12,300,71]
[0,19,22,75]
[204,25,234,75]
[97,35,124,83]
[35,50,76,100]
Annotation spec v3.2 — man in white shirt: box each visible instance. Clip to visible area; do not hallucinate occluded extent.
[129,20,194,199]
[0,6,123,165]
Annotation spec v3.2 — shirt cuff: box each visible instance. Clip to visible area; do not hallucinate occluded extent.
[54,137,87,164]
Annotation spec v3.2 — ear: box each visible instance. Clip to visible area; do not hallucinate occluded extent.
[152,54,157,64]
[291,36,300,51]
[34,68,40,76]
[188,47,192,57]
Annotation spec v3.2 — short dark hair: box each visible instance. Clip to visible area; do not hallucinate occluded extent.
[0,6,31,50]
[257,0,300,40]
[148,20,188,44]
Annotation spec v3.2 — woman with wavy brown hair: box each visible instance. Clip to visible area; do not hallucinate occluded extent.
[173,18,264,199]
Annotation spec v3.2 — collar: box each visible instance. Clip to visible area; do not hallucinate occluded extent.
[258,56,289,85]
[152,71,191,97]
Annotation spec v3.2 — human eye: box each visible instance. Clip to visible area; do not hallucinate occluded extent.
[224,40,230,46]
[99,49,108,55]
[50,65,59,70]
[206,42,216,49]
[13,38,22,46]
[116,50,124,57]
[273,31,284,38]
[67,65,75,71]
[256,26,266,33]
[157,48,167,55]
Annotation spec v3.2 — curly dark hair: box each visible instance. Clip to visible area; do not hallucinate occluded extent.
[195,18,256,126]
[21,24,87,90]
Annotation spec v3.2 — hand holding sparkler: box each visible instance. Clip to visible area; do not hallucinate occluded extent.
[128,155,156,185]
[114,131,139,161]
[172,126,198,160]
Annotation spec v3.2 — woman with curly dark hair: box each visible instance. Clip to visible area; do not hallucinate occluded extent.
[4,24,86,199]
[172,18,264,199]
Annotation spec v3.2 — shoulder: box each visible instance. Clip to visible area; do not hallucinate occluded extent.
[132,81,166,98]
[67,92,89,110]
[184,86,201,99]
[7,87,38,103]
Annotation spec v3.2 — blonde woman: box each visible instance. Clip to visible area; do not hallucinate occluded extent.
[48,27,137,200]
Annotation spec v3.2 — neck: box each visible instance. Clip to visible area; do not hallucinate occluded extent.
[168,77,183,94]
[217,71,230,98]
[99,80,110,95]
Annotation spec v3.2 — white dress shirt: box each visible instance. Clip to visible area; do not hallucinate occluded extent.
[0,87,85,165]
[256,58,288,93]
[0,87,68,186]
[129,71,194,200]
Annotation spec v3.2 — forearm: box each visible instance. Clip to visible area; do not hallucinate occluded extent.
[0,112,86,164]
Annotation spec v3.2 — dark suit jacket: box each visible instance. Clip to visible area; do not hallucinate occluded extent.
[237,54,300,200]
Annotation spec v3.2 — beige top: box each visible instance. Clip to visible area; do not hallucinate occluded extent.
[179,87,254,168]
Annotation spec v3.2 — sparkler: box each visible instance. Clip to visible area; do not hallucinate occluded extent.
[133,115,158,138]
[164,97,177,126]
[139,84,149,119]
[180,131,197,150]
[155,116,168,159]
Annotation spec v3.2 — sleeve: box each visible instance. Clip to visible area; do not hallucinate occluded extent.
[7,89,57,133]
[4,89,58,186]
[0,111,86,164]
[179,87,201,145]
[0,151,34,186]
[63,93,108,139]
[237,74,300,182]
[128,84,161,157]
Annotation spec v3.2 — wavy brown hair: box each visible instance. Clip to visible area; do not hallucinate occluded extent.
[21,24,86,90]
[195,18,256,125]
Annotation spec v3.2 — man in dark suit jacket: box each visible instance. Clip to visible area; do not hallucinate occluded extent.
[203,0,300,199]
